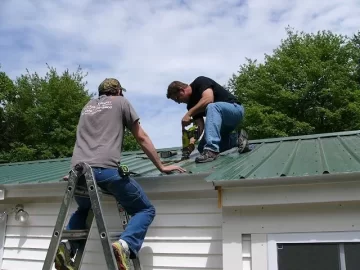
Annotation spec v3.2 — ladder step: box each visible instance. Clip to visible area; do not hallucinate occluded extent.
[74,188,112,198]
[74,189,89,197]
[62,230,89,240]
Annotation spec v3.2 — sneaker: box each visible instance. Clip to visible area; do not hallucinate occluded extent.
[112,241,130,270]
[195,149,219,163]
[55,242,74,270]
[238,129,250,153]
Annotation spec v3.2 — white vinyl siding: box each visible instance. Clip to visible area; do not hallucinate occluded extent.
[223,201,360,270]
[1,196,222,270]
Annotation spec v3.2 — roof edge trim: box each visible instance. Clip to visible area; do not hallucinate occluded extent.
[249,130,360,144]
[212,172,360,188]
[0,172,210,191]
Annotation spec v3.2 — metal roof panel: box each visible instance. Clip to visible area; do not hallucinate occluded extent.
[1,130,360,185]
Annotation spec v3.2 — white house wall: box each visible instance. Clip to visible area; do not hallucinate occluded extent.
[221,178,360,270]
[0,176,223,270]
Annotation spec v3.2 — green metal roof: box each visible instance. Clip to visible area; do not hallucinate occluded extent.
[1,130,360,185]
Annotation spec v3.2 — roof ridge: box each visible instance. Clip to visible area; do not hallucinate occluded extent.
[0,157,72,167]
[249,130,360,144]
[0,147,182,166]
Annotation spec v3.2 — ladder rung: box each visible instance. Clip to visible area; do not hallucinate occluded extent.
[74,189,89,197]
[62,230,89,240]
[74,188,112,198]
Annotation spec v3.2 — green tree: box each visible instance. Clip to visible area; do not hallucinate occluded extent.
[229,27,360,139]
[122,128,141,151]
[0,69,16,162]
[0,65,140,163]
[0,65,93,162]
[352,31,360,83]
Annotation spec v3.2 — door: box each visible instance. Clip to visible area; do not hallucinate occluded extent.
[0,212,7,269]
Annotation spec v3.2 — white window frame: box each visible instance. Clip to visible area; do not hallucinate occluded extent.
[267,231,360,270]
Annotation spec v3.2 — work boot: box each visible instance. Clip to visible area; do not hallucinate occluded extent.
[54,242,74,270]
[238,129,250,153]
[112,241,130,270]
[195,149,219,163]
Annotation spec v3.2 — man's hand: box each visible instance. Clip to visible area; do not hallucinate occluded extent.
[160,165,187,174]
[63,175,69,181]
[182,113,192,127]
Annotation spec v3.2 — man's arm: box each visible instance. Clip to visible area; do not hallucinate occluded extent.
[123,98,185,173]
[130,120,165,171]
[187,88,214,117]
[130,121,186,174]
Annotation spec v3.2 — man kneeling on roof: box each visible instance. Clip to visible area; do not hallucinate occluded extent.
[166,75,249,163]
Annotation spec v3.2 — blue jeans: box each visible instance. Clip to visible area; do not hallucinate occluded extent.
[66,167,155,259]
[198,102,244,153]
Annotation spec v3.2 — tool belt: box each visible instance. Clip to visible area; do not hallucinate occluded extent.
[118,164,131,177]
[117,164,140,177]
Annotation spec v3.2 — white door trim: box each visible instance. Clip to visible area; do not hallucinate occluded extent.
[267,231,360,270]
[0,214,7,269]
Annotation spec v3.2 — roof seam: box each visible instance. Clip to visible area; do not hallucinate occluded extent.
[242,141,283,179]
[206,142,266,181]
[280,139,301,177]
[317,138,330,174]
[337,136,360,165]
[249,130,360,144]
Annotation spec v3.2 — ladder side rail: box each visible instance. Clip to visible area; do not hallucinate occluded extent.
[114,201,142,270]
[42,170,79,270]
[83,163,118,270]
[72,208,95,269]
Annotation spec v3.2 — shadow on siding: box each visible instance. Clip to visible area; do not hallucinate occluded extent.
[138,246,153,269]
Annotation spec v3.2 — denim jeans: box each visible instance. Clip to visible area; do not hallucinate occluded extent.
[66,167,156,259]
[198,102,244,153]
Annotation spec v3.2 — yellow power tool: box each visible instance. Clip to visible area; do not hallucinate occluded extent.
[181,124,201,160]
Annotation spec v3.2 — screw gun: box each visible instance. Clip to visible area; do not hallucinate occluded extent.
[181,124,201,160]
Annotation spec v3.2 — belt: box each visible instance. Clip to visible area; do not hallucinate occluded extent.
[231,100,241,105]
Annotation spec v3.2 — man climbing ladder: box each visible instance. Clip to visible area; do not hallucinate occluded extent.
[54,78,186,269]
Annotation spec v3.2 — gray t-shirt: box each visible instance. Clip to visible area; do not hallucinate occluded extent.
[71,95,139,168]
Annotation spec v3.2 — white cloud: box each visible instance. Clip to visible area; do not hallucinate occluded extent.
[0,0,359,148]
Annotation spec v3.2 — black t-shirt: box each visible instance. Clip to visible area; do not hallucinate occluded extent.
[187,76,239,119]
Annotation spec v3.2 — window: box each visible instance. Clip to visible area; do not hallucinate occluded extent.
[268,232,360,270]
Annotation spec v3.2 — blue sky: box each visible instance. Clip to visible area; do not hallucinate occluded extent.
[0,0,359,149]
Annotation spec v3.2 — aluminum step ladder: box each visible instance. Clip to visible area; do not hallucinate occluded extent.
[42,162,142,270]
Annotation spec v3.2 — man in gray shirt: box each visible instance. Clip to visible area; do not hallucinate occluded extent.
[55,78,186,270]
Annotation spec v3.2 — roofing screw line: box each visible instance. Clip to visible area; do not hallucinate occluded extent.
[279,139,301,177]
[206,142,266,181]
[317,137,330,174]
[242,141,283,179]
[337,136,360,165]
[227,142,267,179]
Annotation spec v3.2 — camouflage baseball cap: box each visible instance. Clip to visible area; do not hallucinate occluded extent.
[98,78,127,94]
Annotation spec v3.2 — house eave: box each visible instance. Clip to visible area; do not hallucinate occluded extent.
[211,172,360,188]
[0,172,213,200]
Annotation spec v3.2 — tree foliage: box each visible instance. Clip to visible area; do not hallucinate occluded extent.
[229,27,360,139]
[123,129,140,151]
[0,65,140,163]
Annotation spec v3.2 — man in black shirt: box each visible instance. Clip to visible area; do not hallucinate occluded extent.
[167,76,249,163]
